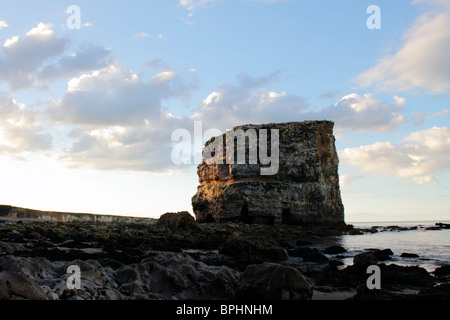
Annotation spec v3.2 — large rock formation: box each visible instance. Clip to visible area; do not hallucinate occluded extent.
[192,121,344,225]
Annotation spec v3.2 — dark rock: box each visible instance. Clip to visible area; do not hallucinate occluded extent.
[156,212,198,231]
[400,253,419,258]
[329,259,344,267]
[99,258,123,270]
[417,283,450,299]
[366,248,393,261]
[353,283,383,300]
[324,245,347,254]
[353,253,378,271]
[288,247,329,263]
[288,247,316,257]
[236,262,314,300]
[379,264,435,288]
[0,271,48,300]
[433,265,450,277]
[219,236,288,269]
[303,252,329,263]
[115,265,142,285]
[296,239,313,246]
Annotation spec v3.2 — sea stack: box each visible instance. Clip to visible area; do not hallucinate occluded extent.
[192,121,345,225]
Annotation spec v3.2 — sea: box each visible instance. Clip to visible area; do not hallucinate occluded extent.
[307,221,450,273]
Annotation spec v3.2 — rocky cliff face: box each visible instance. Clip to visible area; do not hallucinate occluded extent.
[0,205,155,224]
[192,121,345,225]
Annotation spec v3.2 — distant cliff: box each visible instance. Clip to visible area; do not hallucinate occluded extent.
[192,121,345,225]
[0,205,155,224]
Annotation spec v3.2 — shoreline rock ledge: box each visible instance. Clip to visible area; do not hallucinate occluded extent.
[192,121,345,225]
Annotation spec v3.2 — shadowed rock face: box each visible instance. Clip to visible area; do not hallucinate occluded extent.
[192,121,344,225]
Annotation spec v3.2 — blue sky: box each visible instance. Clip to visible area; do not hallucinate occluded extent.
[0,0,449,222]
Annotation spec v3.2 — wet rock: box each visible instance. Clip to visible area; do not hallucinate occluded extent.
[417,283,450,299]
[433,265,450,278]
[288,247,316,258]
[303,252,329,263]
[324,245,347,255]
[219,236,288,269]
[288,247,329,263]
[379,264,435,288]
[400,253,419,258]
[426,223,450,230]
[353,253,378,271]
[329,260,344,267]
[237,262,314,300]
[366,248,393,261]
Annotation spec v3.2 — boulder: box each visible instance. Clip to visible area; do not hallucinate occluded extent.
[0,271,48,300]
[373,249,394,261]
[288,247,329,263]
[364,248,393,261]
[433,265,450,278]
[219,236,288,268]
[236,262,314,300]
[324,245,347,254]
[379,264,435,288]
[156,212,198,231]
[353,253,378,271]
[400,253,419,258]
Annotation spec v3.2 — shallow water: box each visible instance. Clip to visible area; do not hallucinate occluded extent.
[308,221,450,273]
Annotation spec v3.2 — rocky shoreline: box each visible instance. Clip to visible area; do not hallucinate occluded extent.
[0,213,449,300]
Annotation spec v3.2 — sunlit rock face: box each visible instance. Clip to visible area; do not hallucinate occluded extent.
[192,121,345,225]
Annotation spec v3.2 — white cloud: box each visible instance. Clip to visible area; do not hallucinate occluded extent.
[413,175,438,185]
[0,95,52,156]
[310,93,407,135]
[39,45,112,80]
[178,0,217,25]
[3,36,19,48]
[393,95,406,107]
[46,61,198,172]
[432,108,450,117]
[179,0,217,11]
[0,20,8,30]
[191,72,309,132]
[152,71,176,83]
[133,32,149,40]
[356,2,450,94]
[340,126,450,183]
[0,22,111,90]
[192,73,413,138]
[26,22,54,37]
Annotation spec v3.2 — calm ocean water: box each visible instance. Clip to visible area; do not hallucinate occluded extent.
[308,221,450,273]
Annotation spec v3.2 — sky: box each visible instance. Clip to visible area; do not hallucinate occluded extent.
[0,0,449,222]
